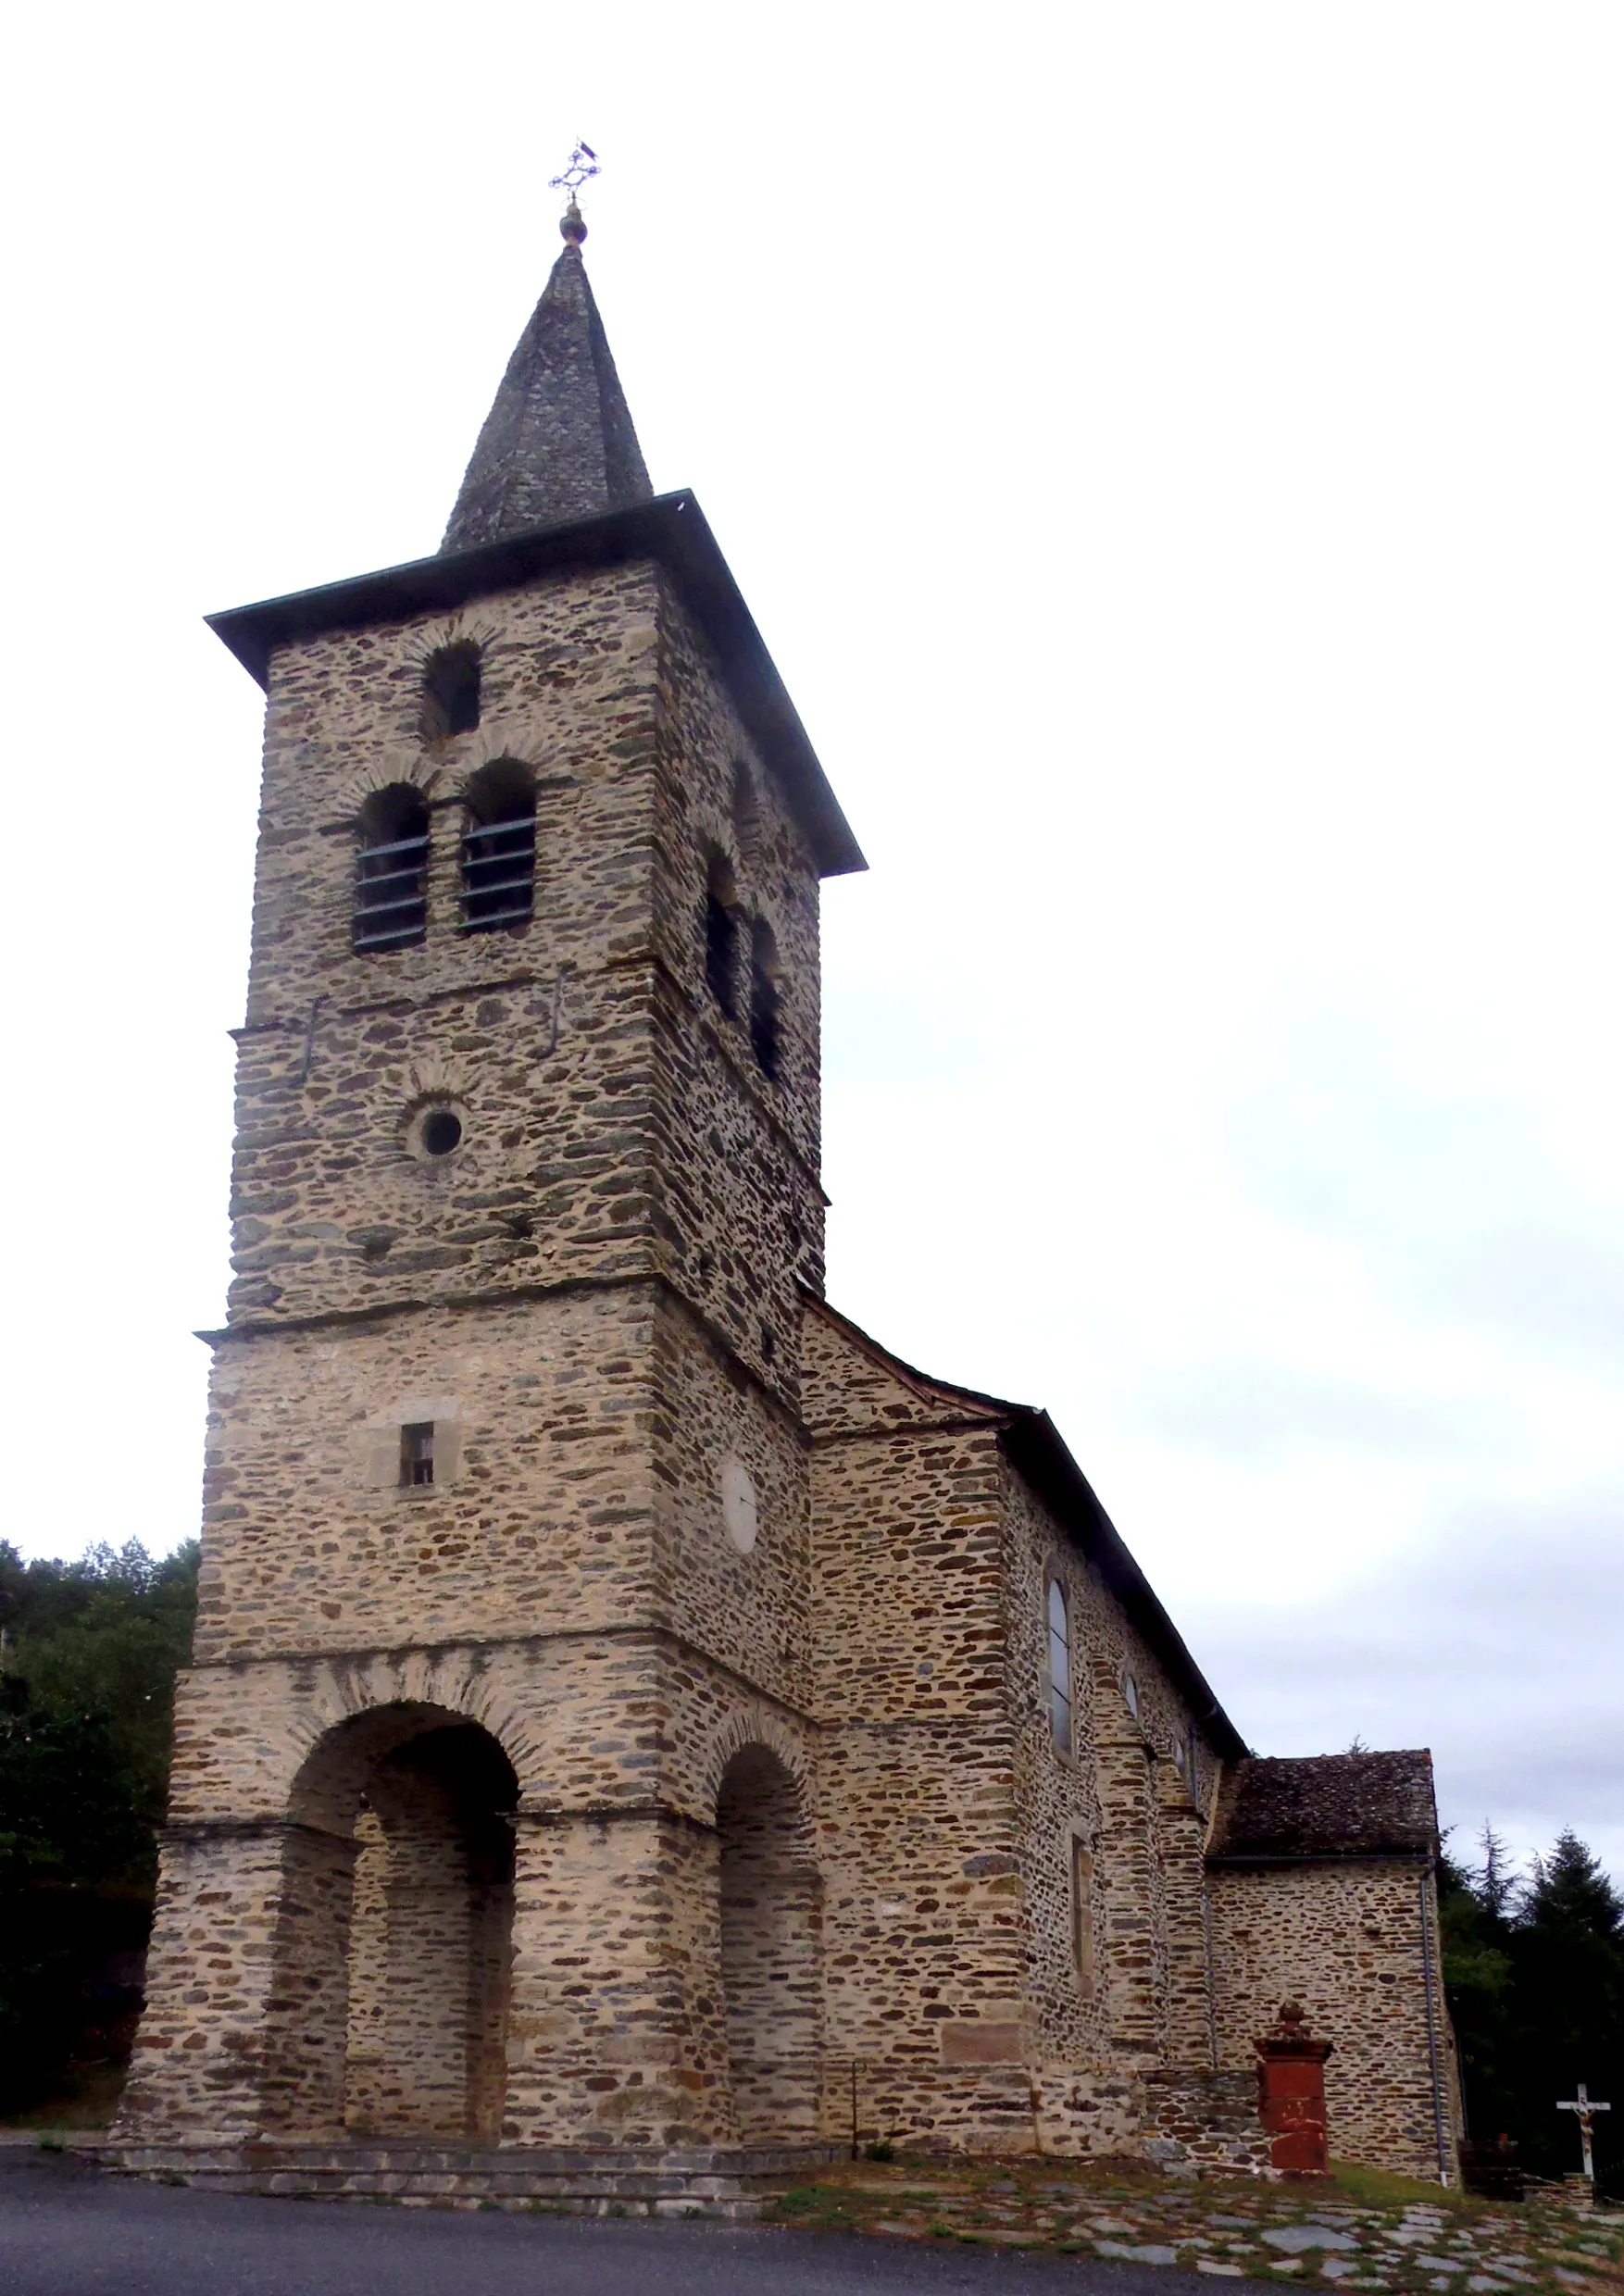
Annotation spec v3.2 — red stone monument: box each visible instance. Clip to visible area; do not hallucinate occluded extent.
[1255,2003,1334,2176]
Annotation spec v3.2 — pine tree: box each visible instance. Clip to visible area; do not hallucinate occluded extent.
[1476,1822,1519,1923]
[1508,1832,1624,2192]
[1440,1832,1517,2139]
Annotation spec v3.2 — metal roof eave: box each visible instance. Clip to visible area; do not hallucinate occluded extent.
[205,491,867,880]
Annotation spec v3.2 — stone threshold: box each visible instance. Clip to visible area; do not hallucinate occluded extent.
[72,2139,843,2219]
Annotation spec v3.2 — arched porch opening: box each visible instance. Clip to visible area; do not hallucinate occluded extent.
[716,1743,821,2143]
[267,1703,518,2142]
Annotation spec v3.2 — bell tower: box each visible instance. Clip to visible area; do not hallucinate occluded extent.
[119,200,863,2158]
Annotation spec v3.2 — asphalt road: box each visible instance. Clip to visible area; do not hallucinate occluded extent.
[0,2147,1268,2296]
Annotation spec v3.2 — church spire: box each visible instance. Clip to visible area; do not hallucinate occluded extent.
[440,201,653,554]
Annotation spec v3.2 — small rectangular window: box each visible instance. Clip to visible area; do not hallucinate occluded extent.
[400,1422,435,1487]
[1071,1838,1095,1995]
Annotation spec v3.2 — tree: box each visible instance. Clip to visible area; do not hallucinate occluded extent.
[1510,1832,1624,2191]
[1443,1824,1624,2199]
[0,1539,198,2115]
[1439,1828,1517,2141]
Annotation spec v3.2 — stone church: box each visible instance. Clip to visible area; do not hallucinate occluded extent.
[114,203,1463,2203]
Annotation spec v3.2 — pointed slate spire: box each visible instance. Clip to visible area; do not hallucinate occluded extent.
[441,204,653,553]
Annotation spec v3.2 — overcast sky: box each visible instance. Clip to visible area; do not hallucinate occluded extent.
[2,3,1619,1888]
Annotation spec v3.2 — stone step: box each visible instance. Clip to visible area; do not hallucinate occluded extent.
[75,2140,843,2219]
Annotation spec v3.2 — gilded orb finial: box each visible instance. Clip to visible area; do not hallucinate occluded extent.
[550,140,600,244]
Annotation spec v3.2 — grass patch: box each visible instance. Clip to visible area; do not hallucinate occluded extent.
[767,2184,856,2229]
[1328,2160,1480,2214]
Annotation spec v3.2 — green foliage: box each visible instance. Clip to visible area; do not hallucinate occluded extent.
[0,1538,197,2115]
[1443,1821,1624,2198]
[1440,1830,1518,2140]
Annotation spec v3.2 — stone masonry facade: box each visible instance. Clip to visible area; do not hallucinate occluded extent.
[117,218,1463,2186]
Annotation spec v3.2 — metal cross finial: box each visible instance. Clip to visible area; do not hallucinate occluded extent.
[1556,2082,1612,2182]
[549,141,600,200]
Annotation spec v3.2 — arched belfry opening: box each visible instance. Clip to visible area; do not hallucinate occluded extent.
[354,783,431,953]
[716,1745,821,2142]
[265,1706,518,2142]
[459,758,537,932]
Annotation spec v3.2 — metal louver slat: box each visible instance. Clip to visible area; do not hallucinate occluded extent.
[356,832,431,864]
[462,903,533,932]
[462,867,535,897]
[355,919,425,949]
[356,891,427,922]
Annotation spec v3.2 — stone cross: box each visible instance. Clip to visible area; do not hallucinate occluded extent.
[1556,2083,1612,2181]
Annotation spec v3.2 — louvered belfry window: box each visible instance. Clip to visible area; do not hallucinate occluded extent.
[354,786,430,953]
[459,763,537,933]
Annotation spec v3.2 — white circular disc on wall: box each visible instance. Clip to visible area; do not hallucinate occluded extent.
[719,1454,758,1554]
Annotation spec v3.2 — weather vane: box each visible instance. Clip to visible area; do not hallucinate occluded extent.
[549,141,600,202]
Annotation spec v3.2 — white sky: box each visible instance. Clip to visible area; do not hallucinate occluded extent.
[2,2,1619,1887]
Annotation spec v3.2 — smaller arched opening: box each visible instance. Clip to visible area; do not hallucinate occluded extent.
[748,919,782,1079]
[419,641,482,743]
[459,759,537,933]
[354,784,431,953]
[705,854,741,1017]
[716,1743,821,2142]
[268,1705,518,2143]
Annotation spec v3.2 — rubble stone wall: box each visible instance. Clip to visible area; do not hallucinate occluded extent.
[803,1306,1251,2161]
[1207,1859,1460,2180]
[1001,1467,1218,2087]
[229,562,820,1396]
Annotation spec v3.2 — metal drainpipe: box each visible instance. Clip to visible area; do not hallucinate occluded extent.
[1201,1883,1219,2073]
[1418,1860,1451,2185]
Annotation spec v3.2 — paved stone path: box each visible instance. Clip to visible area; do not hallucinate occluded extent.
[764,2160,1624,2294]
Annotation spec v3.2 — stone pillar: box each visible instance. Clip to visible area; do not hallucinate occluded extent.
[1092,1691,1163,2055]
[117,1818,355,2141]
[1255,2002,1333,2176]
[258,1822,360,2136]
[503,1804,731,2150]
[340,1784,471,2139]
[1152,1753,1215,2069]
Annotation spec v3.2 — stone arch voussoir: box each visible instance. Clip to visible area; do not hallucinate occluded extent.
[281,1651,541,1829]
[332,747,442,820]
[703,1704,813,1820]
[444,716,570,797]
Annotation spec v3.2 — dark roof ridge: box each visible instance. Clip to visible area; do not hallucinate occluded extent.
[206,494,866,880]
